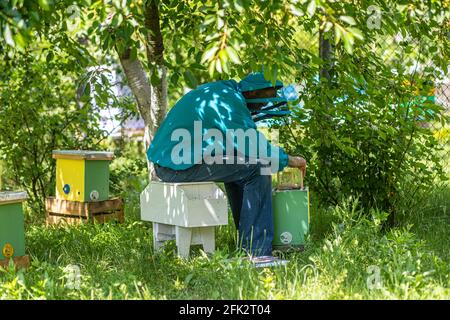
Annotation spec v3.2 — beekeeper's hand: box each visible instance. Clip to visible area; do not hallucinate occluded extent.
[288,155,307,176]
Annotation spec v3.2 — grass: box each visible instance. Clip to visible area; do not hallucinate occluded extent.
[1,184,450,299]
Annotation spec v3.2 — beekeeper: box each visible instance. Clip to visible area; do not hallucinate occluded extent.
[147,72,306,257]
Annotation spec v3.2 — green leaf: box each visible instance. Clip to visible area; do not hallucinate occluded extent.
[334,24,343,45]
[30,11,40,23]
[112,13,123,27]
[191,63,207,70]
[290,4,303,17]
[218,49,228,64]
[339,16,356,26]
[4,24,15,47]
[83,83,91,97]
[38,0,52,11]
[343,31,354,54]
[225,46,240,64]
[310,54,323,65]
[215,58,223,73]
[255,24,264,35]
[205,32,220,42]
[323,21,333,33]
[217,17,225,30]
[221,60,229,74]
[171,73,179,85]
[234,0,244,12]
[348,27,364,41]
[184,70,198,89]
[46,51,54,63]
[201,46,219,63]
[218,50,229,73]
[307,0,316,18]
[271,67,278,86]
[208,60,216,78]
[101,74,109,85]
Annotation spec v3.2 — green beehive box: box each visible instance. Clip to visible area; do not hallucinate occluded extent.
[272,170,310,248]
[0,191,28,262]
[52,150,114,202]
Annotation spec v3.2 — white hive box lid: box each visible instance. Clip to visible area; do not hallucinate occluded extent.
[0,191,28,204]
[52,150,114,161]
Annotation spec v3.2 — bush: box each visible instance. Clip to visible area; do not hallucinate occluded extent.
[279,66,448,224]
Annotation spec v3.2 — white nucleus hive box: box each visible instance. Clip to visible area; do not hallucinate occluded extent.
[140,181,228,258]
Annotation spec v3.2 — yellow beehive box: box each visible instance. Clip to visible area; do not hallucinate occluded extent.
[53,150,114,202]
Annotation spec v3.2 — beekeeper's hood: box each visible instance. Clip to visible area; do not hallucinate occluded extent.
[238,72,298,121]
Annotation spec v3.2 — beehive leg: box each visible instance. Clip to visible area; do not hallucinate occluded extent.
[200,227,215,254]
[175,226,192,259]
[153,223,164,252]
[153,223,175,252]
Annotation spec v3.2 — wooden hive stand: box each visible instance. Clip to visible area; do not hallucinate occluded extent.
[46,150,124,225]
[45,197,124,225]
[0,191,30,269]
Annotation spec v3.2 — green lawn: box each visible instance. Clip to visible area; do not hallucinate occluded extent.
[1,186,449,300]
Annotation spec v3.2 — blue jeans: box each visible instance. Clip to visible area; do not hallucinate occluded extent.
[155,160,273,256]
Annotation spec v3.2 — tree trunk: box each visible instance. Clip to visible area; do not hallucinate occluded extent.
[118,50,154,172]
[117,0,168,181]
[145,0,167,134]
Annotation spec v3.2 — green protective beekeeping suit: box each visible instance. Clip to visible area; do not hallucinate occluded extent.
[146,72,290,171]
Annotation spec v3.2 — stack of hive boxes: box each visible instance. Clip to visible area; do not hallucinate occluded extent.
[45,150,124,224]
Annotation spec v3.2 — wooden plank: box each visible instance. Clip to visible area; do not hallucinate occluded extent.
[45,197,89,217]
[117,208,125,223]
[52,150,114,161]
[45,197,123,216]
[47,209,124,225]
[86,198,123,214]
[0,255,30,269]
[47,212,123,225]
[45,197,125,225]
